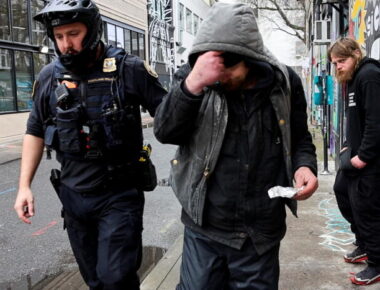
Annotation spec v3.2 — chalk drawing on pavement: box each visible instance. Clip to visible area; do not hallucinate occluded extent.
[318,198,355,252]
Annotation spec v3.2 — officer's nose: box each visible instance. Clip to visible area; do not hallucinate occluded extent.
[61,36,73,53]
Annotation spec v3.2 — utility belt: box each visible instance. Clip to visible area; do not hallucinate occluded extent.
[51,144,156,193]
[105,161,156,191]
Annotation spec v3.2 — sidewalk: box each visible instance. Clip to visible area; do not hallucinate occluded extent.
[141,164,378,289]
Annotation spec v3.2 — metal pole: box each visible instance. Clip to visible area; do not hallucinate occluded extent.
[321,73,331,175]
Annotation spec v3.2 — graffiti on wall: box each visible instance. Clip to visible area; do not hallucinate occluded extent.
[350,0,380,60]
[318,198,355,252]
[365,0,380,59]
[148,0,175,88]
[350,0,367,46]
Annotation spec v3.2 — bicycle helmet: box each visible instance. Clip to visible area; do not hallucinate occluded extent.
[34,0,103,71]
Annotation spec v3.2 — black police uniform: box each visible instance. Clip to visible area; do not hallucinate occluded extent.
[26,44,166,289]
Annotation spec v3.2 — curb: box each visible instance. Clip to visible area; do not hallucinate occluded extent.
[141,234,183,290]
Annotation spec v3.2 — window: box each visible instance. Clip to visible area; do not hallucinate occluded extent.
[107,23,117,47]
[31,0,48,46]
[131,31,138,56]
[101,22,107,43]
[12,0,30,43]
[124,29,131,53]
[15,51,33,111]
[179,4,184,31]
[0,49,14,112]
[178,4,184,44]
[116,26,124,48]
[193,14,199,36]
[139,33,145,59]
[33,53,49,79]
[186,8,192,34]
[0,0,11,41]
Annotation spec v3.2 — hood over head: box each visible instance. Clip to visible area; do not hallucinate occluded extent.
[189,2,288,83]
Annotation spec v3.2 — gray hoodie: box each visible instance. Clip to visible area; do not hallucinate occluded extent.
[154,3,317,228]
[189,3,289,85]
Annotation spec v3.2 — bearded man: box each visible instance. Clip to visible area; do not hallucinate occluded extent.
[329,37,380,286]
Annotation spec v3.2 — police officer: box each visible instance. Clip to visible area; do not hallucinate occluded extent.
[14,1,166,289]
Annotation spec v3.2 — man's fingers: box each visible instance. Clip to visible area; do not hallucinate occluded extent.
[27,203,35,217]
[14,200,34,224]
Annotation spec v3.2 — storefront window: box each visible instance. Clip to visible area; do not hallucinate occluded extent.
[116,26,124,48]
[0,0,11,41]
[31,0,48,46]
[131,31,138,56]
[0,49,15,112]
[15,51,33,111]
[33,53,49,79]
[124,29,131,53]
[107,23,116,47]
[139,33,145,60]
[12,0,30,43]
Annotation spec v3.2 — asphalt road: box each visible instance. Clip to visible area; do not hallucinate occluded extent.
[0,127,182,288]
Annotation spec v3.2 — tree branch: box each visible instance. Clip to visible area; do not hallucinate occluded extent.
[261,15,305,43]
[268,0,305,31]
[257,6,303,11]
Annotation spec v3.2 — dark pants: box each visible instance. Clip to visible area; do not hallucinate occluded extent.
[334,170,380,269]
[60,184,144,290]
[333,169,361,245]
[177,227,280,290]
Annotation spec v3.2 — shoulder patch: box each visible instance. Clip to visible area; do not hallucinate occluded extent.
[103,57,117,72]
[144,61,158,78]
[31,80,38,100]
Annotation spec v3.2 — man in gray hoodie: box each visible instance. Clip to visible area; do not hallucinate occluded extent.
[154,3,318,289]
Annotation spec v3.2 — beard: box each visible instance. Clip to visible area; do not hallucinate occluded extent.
[336,57,360,83]
[336,69,355,83]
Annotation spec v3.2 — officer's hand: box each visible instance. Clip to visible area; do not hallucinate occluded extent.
[14,188,35,224]
[185,51,228,95]
[351,155,367,169]
[293,167,318,200]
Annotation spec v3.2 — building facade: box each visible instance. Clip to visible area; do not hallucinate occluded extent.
[0,0,148,116]
[172,0,213,70]
[307,0,380,168]
[147,0,174,90]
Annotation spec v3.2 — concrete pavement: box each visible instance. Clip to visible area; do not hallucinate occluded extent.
[141,166,378,290]
[1,114,377,289]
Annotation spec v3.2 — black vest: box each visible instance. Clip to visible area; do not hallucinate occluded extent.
[45,46,143,163]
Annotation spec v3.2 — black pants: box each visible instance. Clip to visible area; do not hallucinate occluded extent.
[334,170,380,268]
[60,184,144,290]
[177,227,280,290]
[333,169,361,245]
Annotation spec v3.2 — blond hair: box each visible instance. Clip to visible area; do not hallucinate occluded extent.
[327,37,364,62]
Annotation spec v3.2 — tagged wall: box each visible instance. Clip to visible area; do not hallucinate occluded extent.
[148,0,175,90]
[350,0,380,60]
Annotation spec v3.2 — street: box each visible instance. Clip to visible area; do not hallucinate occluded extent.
[0,127,182,289]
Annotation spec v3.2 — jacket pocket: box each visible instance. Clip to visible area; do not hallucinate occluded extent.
[44,125,58,148]
[56,106,82,153]
[339,147,360,176]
